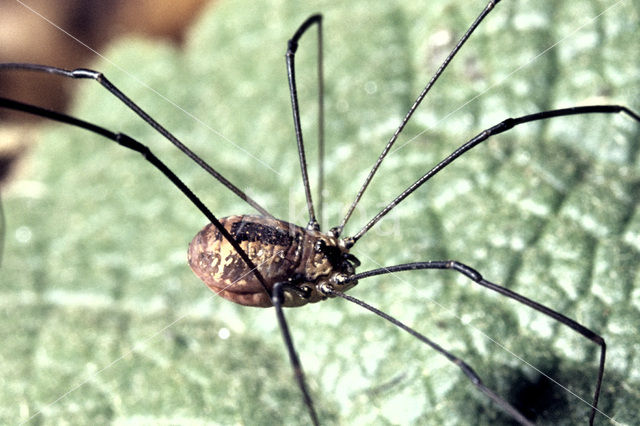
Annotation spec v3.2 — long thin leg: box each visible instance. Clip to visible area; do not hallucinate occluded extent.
[336,0,501,236]
[286,15,323,231]
[0,96,273,300]
[343,261,607,424]
[316,18,325,229]
[0,63,272,218]
[322,286,534,426]
[272,282,320,426]
[350,105,640,244]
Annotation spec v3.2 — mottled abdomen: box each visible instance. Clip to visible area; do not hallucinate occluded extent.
[188,215,344,307]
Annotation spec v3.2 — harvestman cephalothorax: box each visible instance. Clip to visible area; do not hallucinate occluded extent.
[1,0,639,424]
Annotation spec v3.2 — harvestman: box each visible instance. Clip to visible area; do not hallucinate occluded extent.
[1,1,639,424]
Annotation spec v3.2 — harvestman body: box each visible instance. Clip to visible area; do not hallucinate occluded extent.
[2,0,639,424]
[188,215,359,308]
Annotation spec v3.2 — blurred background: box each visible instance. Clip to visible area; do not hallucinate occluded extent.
[0,0,213,186]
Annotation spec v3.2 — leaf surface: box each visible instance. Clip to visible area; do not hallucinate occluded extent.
[2,1,639,424]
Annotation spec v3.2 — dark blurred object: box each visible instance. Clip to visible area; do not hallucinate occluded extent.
[0,0,212,122]
[0,0,212,187]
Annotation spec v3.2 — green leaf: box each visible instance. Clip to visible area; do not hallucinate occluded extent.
[2,1,639,424]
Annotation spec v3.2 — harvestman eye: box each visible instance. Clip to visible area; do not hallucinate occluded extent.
[1,1,639,424]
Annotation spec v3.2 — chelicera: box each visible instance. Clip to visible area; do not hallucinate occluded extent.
[1,1,639,424]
